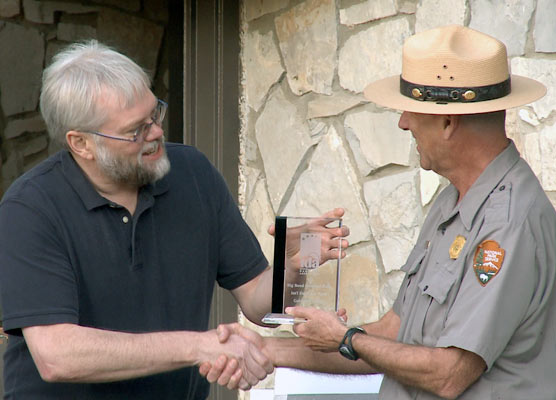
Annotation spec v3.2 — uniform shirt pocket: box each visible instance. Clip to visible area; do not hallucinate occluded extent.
[394,246,428,316]
[401,245,427,276]
[418,264,459,305]
[417,259,464,346]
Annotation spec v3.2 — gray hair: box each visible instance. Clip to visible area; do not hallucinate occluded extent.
[40,40,151,149]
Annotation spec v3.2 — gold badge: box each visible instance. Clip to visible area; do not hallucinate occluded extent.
[449,235,466,259]
[473,240,505,286]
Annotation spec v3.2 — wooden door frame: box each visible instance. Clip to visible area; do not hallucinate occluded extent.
[173,1,241,399]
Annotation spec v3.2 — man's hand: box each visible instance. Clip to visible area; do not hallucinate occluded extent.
[198,326,273,390]
[287,306,349,352]
[272,208,349,270]
[199,324,271,390]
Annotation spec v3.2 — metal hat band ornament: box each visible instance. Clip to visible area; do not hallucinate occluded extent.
[363,25,546,114]
[400,76,511,103]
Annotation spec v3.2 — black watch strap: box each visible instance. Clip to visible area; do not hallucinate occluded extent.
[338,326,366,360]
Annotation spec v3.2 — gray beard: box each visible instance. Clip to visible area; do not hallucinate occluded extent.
[95,139,171,186]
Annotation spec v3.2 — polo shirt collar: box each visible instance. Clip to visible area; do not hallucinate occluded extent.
[60,150,170,211]
[440,140,520,231]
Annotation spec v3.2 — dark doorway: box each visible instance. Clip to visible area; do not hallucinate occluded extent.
[178,1,242,399]
[182,0,240,201]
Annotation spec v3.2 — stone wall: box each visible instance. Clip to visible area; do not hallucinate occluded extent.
[0,0,169,196]
[238,0,556,393]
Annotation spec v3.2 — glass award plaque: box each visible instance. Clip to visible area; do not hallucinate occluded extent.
[262,216,343,325]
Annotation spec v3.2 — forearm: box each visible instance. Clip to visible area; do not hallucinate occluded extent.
[24,324,217,383]
[264,336,376,374]
[352,334,484,398]
[233,266,273,325]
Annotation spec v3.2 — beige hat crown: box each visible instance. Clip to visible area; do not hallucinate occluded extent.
[403,25,508,87]
[364,25,546,114]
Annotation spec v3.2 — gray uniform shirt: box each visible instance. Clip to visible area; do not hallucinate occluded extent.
[379,142,556,400]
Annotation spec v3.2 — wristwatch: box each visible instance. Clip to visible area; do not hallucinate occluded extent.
[338,326,366,360]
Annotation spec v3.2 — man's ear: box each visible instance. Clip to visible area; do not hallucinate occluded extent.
[66,131,95,161]
[442,114,460,140]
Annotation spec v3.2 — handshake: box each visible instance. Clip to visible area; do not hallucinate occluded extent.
[197,306,350,391]
[198,322,271,391]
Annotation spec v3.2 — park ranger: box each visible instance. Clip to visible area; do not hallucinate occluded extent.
[202,25,556,400]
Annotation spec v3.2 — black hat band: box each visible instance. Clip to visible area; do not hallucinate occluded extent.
[400,76,511,103]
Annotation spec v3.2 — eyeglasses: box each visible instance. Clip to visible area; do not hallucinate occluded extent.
[86,99,167,143]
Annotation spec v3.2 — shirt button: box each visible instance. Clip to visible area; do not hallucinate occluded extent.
[499,185,505,191]
[122,216,129,224]
[423,285,429,291]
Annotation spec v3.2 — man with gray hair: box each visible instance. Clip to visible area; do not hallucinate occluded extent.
[0,41,347,399]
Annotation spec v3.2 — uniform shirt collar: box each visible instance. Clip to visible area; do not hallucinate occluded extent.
[440,140,520,231]
[60,150,169,211]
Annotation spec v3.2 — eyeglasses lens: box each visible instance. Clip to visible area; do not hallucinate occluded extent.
[135,100,167,139]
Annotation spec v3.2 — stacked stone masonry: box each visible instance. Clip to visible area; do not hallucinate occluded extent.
[238,0,556,393]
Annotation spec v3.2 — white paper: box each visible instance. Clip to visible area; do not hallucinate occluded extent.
[274,368,383,395]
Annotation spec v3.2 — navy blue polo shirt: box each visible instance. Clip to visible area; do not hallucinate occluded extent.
[0,143,268,399]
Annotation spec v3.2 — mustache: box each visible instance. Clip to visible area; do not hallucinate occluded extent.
[141,137,165,154]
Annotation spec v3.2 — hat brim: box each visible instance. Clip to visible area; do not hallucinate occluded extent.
[363,75,546,114]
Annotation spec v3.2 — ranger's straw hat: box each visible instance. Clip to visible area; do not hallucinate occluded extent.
[364,25,546,114]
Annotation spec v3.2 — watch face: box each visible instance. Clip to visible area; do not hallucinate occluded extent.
[339,344,357,360]
[339,327,365,361]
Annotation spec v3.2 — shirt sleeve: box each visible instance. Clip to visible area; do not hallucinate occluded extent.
[0,197,79,335]
[200,156,268,291]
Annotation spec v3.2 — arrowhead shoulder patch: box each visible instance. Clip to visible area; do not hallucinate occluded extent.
[473,240,505,286]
